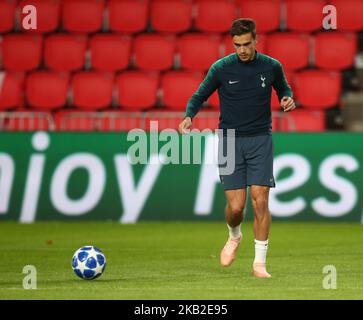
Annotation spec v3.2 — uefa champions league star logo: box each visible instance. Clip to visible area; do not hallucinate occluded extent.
[261,75,266,88]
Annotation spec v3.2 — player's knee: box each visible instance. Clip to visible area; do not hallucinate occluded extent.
[252,197,268,214]
[228,203,245,217]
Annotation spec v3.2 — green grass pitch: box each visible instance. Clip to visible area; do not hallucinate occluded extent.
[0,221,362,300]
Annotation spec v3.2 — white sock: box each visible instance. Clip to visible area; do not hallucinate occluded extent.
[227,223,242,239]
[254,239,269,264]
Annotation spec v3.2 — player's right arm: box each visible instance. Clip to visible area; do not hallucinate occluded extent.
[178,63,220,134]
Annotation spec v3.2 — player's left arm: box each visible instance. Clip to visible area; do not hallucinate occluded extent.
[272,62,296,112]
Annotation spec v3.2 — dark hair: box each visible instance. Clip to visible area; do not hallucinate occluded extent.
[230,18,256,39]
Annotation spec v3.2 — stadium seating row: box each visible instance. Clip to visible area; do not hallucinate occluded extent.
[0,109,326,132]
[0,32,357,72]
[0,0,357,133]
[0,70,341,111]
[1,0,363,34]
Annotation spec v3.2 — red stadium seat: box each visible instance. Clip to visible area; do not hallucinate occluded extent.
[294,71,342,109]
[266,33,310,71]
[271,113,279,132]
[285,0,326,32]
[116,72,159,110]
[179,34,221,71]
[54,110,95,131]
[18,0,60,34]
[224,33,267,56]
[26,72,69,110]
[257,35,267,54]
[2,113,54,131]
[195,0,237,33]
[44,34,87,72]
[238,0,281,33]
[208,90,219,109]
[144,110,220,131]
[271,71,295,110]
[134,34,176,71]
[72,72,114,110]
[0,0,16,33]
[271,92,281,111]
[97,111,144,131]
[330,0,363,31]
[314,32,357,70]
[143,111,182,131]
[54,110,99,131]
[161,71,204,110]
[0,72,24,110]
[151,0,193,33]
[55,110,144,131]
[62,0,104,33]
[280,109,326,132]
[108,0,148,33]
[191,110,220,130]
[2,35,42,72]
[90,34,131,72]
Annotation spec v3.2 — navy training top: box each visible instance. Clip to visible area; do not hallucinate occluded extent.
[185,52,293,136]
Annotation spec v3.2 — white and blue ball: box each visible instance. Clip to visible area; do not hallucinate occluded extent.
[71,246,106,280]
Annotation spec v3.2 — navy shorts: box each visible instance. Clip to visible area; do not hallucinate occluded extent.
[218,134,275,190]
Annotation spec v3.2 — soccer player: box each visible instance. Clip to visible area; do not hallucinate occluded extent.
[178,19,295,278]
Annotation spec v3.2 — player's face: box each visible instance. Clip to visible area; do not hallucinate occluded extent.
[232,33,256,62]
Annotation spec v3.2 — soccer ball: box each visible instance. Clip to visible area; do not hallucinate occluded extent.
[71,246,106,280]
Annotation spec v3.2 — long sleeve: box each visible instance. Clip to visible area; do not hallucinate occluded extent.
[185,63,221,119]
[272,61,293,101]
